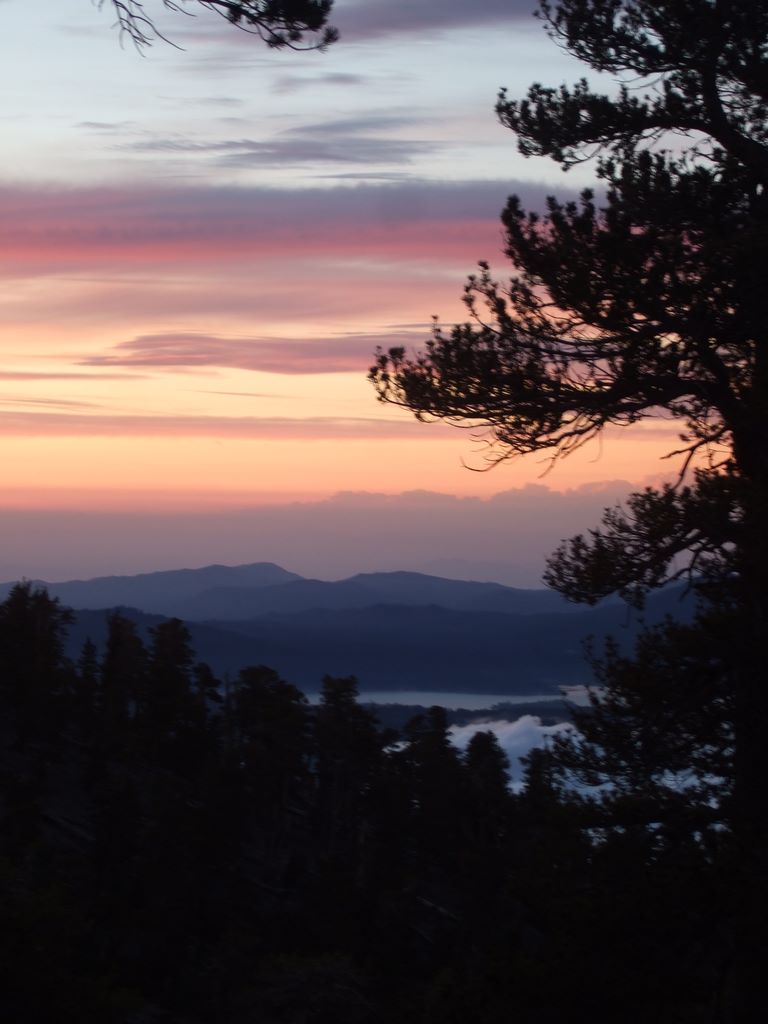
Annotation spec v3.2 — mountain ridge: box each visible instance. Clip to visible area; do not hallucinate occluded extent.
[0,561,584,619]
[2,561,692,694]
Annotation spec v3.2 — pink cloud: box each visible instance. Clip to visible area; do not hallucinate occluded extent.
[0,371,142,381]
[80,330,427,374]
[0,179,566,277]
[0,409,457,439]
[0,480,652,585]
[153,0,534,51]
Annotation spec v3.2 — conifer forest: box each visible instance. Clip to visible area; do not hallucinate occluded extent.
[0,581,747,1022]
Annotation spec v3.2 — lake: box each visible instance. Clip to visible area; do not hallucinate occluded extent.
[305,689,563,710]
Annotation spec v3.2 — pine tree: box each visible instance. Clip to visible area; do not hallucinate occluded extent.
[371,4,768,1008]
[314,675,383,824]
[370,0,767,838]
[99,611,147,745]
[142,617,196,746]
[233,663,310,819]
[0,582,74,742]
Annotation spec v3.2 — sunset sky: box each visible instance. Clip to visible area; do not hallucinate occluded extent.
[1,1,682,579]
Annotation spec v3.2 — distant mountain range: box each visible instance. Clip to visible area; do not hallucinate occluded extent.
[2,562,694,696]
[0,562,301,615]
[0,562,581,618]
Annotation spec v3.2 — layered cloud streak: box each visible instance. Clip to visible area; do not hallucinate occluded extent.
[0,178,538,274]
[82,331,422,374]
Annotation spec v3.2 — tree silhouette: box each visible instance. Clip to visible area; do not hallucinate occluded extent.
[233,663,310,821]
[373,1,766,491]
[463,729,511,830]
[98,610,147,747]
[0,582,74,744]
[0,583,745,1019]
[370,0,767,830]
[102,0,338,50]
[371,5,768,1006]
[370,0,765,504]
[312,674,386,908]
[142,616,196,748]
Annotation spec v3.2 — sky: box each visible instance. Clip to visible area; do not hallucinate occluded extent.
[0,1,683,580]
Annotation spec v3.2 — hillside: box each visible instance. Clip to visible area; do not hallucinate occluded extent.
[44,563,692,695]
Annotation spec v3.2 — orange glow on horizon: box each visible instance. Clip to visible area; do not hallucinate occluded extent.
[1,181,688,512]
[0,424,684,512]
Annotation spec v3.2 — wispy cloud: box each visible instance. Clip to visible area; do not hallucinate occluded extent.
[125,133,435,168]
[197,389,292,399]
[128,0,533,58]
[335,0,537,41]
[0,482,653,585]
[76,120,137,134]
[0,371,140,381]
[0,178,569,277]
[272,72,368,95]
[119,111,436,168]
[0,396,98,409]
[0,409,451,439]
[80,330,426,375]
[184,95,245,107]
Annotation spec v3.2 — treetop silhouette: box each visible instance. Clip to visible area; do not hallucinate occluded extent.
[370,1,767,606]
[372,0,766,482]
[370,0,768,858]
[103,0,338,51]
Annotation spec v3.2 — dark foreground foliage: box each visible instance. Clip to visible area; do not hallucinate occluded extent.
[0,582,758,1023]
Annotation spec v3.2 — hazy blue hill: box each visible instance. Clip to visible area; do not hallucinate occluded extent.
[175,577,382,619]
[1,563,611,619]
[65,606,276,677]
[0,562,301,614]
[465,587,589,614]
[344,571,579,614]
[167,570,584,619]
[196,585,689,691]
[190,597,686,693]
[174,573,575,619]
[11,558,693,694]
[223,604,589,692]
[63,603,582,693]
